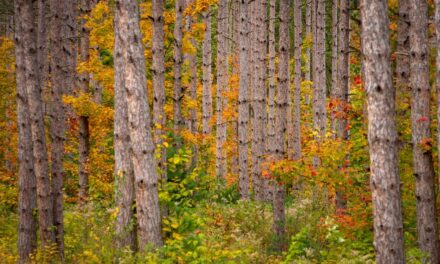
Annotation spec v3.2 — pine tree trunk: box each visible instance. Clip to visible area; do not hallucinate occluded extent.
[273,0,289,251]
[361,0,405,262]
[202,10,213,136]
[313,0,327,141]
[216,0,228,180]
[114,0,163,248]
[396,0,410,93]
[409,0,440,262]
[15,1,38,260]
[291,0,302,161]
[266,0,276,158]
[173,0,185,132]
[238,0,250,199]
[50,0,77,253]
[305,0,312,88]
[22,0,55,248]
[330,0,338,132]
[152,0,167,177]
[335,0,349,210]
[435,0,440,197]
[78,0,92,205]
[113,5,136,249]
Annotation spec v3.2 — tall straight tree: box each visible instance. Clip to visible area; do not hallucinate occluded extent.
[435,0,440,195]
[78,0,93,204]
[305,0,312,84]
[361,0,405,262]
[238,0,250,199]
[313,0,327,141]
[15,0,37,261]
[50,0,77,252]
[29,0,55,248]
[266,0,276,157]
[396,0,410,93]
[330,0,338,119]
[251,0,268,200]
[273,0,289,251]
[114,2,136,249]
[173,0,185,132]
[334,0,349,210]
[216,0,228,179]
[152,0,166,175]
[409,0,440,262]
[114,0,163,248]
[202,9,212,136]
[291,0,302,160]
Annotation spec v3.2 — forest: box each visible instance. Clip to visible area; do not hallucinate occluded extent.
[1,0,440,263]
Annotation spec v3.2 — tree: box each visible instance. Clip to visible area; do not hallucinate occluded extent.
[396,0,410,94]
[334,0,349,210]
[114,0,163,248]
[202,9,213,136]
[251,0,268,200]
[435,0,440,196]
[238,0,250,199]
[114,1,136,249]
[273,0,289,250]
[78,0,93,204]
[50,0,78,252]
[216,0,228,180]
[409,0,440,261]
[266,0,275,158]
[173,0,185,132]
[15,0,37,261]
[361,0,405,262]
[291,0,302,161]
[152,0,166,176]
[313,0,326,142]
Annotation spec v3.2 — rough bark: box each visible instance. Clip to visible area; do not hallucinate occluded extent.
[266,0,276,157]
[335,0,349,210]
[173,0,185,132]
[50,0,77,253]
[216,0,228,180]
[21,0,55,248]
[330,0,338,132]
[114,0,163,248]
[114,4,136,250]
[305,0,312,84]
[361,0,405,262]
[291,0,302,161]
[396,0,410,93]
[78,0,92,204]
[313,0,327,141]
[202,10,213,135]
[273,0,289,250]
[409,0,440,262]
[238,0,250,199]
[15,1,37,260]
[435,0,440,196]
[152,0,167,177]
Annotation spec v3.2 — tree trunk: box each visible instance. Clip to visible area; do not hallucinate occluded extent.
[435,0,440,198]
[409,0,440,262]
[114,0,163,249]
[335,0,349,211]
[21,0,55,248]
[266,0,275,158]
[113,4,136,250]
[15,1,37,260]
[305,0,312,90]
[273,0,289,251]
[216,0,228,180]
[313,0,327,141]
[173,0,185,132]
[238,0,250,199]
[78,0,92,205]
[152,0,167,177]
[396,0,410,93]
[291,0,302,161]
[202,10,213,136]
[361,0,405,262]
[50,0,77,253]
[330,0,338,132]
